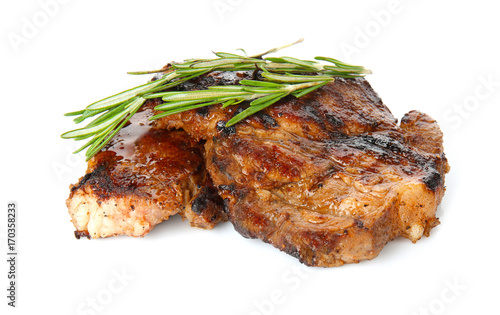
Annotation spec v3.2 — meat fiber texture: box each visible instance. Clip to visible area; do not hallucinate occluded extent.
[67,100,226,239]
[156,72,449,267]
[67,71,449,267]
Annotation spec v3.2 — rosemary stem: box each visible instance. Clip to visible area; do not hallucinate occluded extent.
[62,40,370,160]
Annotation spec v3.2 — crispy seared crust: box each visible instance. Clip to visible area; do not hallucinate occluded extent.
[66,100,226,238]
[67,70,449,267]
[157,72,449,266]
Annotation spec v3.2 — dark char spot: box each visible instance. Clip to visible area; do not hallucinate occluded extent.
[222,198,230,214]
[216,120,236,137]
[254,112,278,129]
[74,230,90,239]
[196,107,209,117]
[325,113,344,128]
[218,184,235,192]
[422,169,442,191]
[191,190,209,214]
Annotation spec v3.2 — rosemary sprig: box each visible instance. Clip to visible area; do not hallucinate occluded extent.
[62,40,371,161]
[145,75,333,125]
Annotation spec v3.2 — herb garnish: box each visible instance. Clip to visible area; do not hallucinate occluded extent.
[62,39,370,160]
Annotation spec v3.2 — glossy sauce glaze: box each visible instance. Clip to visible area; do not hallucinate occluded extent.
[74,99,205,204]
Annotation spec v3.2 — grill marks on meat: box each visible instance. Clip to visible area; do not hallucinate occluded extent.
[157,72,449,267]
[66,99,226,239]
[67,70,449,267]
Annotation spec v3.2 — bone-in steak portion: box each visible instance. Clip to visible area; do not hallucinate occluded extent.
[67,99,226,239]
[158,72,449,266]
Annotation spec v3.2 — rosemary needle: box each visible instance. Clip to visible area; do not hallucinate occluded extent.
[62,40,371,161]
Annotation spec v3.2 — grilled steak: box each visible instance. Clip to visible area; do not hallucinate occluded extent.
[66,99,226,239]
[67,69,449,267]
[158,71,449,266]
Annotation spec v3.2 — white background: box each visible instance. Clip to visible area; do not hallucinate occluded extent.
[1,0,499,314]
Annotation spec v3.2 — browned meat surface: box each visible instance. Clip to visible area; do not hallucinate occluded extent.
[66,99,226,239]
[67,69,449,267]
[157,72,449,267]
